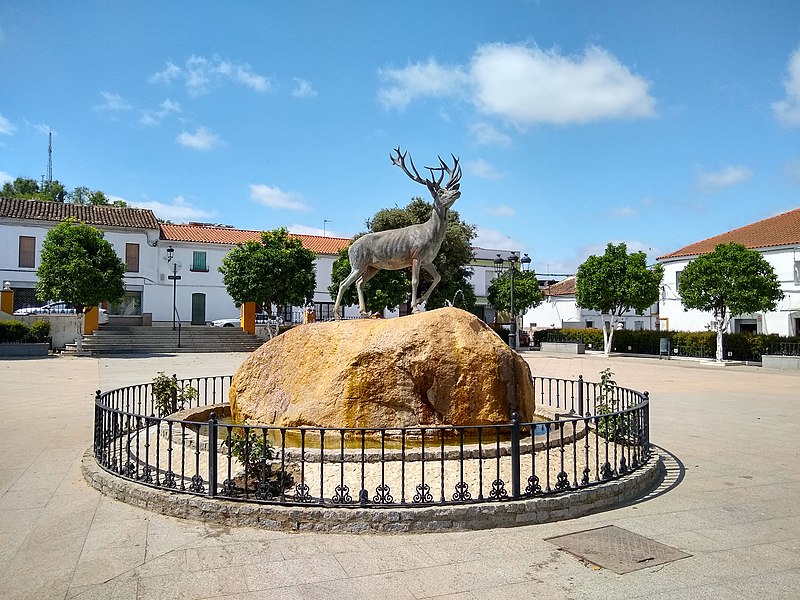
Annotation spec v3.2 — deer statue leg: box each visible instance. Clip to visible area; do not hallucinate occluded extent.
[415,262,441,310]
[334,265,365,320]
[355,266,379,316]
[410,258,422,312]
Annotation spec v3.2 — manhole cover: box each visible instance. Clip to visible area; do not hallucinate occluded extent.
[545,525,691,574]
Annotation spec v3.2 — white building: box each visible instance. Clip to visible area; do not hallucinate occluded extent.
[657,207,800,336]
[2,196,517,326]
[522,276,659,332]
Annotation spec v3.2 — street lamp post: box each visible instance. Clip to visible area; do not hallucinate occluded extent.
[166,245,181,331]
[494,252,532,350]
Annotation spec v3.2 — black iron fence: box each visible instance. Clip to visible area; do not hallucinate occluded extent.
[768,341,800,356]
[93,374,651,507]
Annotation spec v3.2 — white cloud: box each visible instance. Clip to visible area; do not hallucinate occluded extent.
[0,113,15,135]
[579,240,656,263]
[289,223,349,238]
[469,122,512,147]
[487,204,516,217]
[176,126,221,150]
[151,55,270,97]
[772,47,800,127]
[140,98,182,126]
[695,165,752,193]
[471,44,656,125]
[473,227,521,251]
[378,58,469,110]
[466,158,504,179]
[378,43,656,125]
[611,206,638,217]
[94,91,132,111]
[0,170,13,183]
[249,184,310,211]
[130,195,216,223]
[149,61,181,85]
[292,78,317,98]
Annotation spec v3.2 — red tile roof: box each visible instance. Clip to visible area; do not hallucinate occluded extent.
[159,223,351,255]
[544,276,576,297]
[0,196,159,229]
[658,207,800,260]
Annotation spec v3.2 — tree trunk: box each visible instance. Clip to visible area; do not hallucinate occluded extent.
[75,313,84,354]
[716,326,724,362]
[603,320,616,356]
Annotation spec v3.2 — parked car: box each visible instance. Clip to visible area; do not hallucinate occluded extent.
[210,318,240,327]
[13,301,109,324]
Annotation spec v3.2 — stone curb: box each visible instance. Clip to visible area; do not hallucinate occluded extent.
[81,447,665,533]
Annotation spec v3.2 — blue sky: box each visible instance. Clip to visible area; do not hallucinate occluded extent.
[1,1,799,274]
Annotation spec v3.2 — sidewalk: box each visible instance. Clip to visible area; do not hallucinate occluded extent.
[0,351,798,599]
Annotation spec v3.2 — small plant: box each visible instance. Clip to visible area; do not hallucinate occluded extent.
[225,428,294,495]
[595,368,627,441]
[151,372,198,417]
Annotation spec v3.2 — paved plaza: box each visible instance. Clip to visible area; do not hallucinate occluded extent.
[1,350,799,599]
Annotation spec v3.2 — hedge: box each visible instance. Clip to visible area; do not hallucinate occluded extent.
[532,328,799,361]
[0,319,51,344]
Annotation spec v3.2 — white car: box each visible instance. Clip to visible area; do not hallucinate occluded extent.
[210,318,241,327]
[13,301,109,324]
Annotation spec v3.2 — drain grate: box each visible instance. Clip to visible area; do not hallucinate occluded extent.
[545,525,691,574]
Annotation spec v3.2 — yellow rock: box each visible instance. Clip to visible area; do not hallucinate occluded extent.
[230,307,534,428]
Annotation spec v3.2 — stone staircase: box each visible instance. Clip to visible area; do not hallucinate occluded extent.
[66,325,265,355]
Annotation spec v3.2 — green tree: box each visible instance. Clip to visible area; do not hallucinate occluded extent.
[329,197,477,315]
[36,218,126,353]
[575,243,664,356]
[678,242,783,362]
[487,268,543,320]
[219,228,316,335]
[2,177,65,202]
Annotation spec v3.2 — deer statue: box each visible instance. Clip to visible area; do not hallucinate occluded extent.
[334,147,462,318]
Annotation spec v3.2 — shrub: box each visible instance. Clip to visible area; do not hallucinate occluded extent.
[0,320,50,344]
[151,372,198,417]
[225,428,294,494]
[28,320,50,343]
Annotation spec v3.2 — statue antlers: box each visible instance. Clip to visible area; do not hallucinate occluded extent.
[334,148,461,318]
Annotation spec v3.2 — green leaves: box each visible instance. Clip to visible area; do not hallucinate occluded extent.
[219,227,317,314]
[679,242,784,318]
[35,218,126,311]
[575,243,664,317]
[487,269,543,314]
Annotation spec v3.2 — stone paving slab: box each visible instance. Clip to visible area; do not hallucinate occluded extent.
[0,350,799,599]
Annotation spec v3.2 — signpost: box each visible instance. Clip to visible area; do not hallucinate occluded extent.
[168,265,181,331]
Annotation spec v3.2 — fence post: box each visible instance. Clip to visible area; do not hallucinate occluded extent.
[94,390,102,454]
[510,412,521,499]
[577,375,584,416]
[171,374,178,414]
[208,412,218,497]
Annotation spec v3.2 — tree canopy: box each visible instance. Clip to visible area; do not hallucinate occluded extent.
[329,197,477,315]
[575,242,664,355]
[36,218,126,352]
[678,242,783,361]
[487,268,543,316]
[219,228,316,319]
[2,177,126,206]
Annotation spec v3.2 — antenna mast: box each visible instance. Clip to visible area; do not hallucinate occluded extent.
[46,131,53,184]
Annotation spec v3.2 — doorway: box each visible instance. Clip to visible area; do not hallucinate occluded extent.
[191,293,206,325]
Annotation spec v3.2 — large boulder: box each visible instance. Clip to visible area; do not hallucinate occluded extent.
[230,307,534,428]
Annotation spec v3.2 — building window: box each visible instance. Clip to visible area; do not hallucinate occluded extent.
[191,251,208,272]
[634,321,644,331]
[676,270,683,292]
[794,261,800,284]
[585,320,594,328]
[18,236,35,268]
[125,243,139,272]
